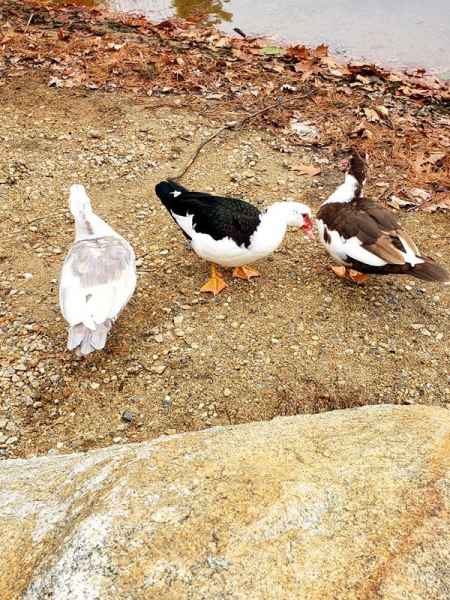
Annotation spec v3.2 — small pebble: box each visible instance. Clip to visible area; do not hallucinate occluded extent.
[88,129,102,139]
[121,410,135,423]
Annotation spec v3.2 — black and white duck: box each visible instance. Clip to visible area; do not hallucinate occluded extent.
[316,149,449,284]
[155,180,313,295]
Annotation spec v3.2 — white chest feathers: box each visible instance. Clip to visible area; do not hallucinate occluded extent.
[170,210,287,268]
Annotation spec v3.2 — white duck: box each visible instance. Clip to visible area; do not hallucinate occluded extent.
[59,185,136,355]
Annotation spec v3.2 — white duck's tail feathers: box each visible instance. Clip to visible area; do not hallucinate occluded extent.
[68,320,113,356]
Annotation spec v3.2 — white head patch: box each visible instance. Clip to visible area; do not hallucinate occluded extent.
[171,190,182,198]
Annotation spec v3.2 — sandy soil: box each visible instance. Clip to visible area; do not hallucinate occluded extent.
[0,80,449,459]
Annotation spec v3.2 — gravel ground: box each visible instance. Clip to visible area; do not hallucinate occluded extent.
[0,80,449,459]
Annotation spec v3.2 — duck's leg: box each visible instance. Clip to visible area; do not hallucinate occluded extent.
[200,263,228,295]
[331,265,368,284]
[232,265,260,280]
[348,269,369,284]
[330,265,347,279]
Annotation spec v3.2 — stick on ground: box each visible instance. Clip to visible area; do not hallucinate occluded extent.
[172,91,314,182]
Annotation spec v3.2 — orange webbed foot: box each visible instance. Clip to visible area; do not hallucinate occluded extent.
[200,264,228,296]
[331,265,368,284]
[348,269,369,284]
[331,265,347,279]
[232,265,260,280]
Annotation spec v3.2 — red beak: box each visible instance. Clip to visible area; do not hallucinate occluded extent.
[302,215,315,240]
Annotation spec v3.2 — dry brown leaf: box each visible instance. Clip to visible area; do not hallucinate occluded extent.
[387,195,416,210]
[287,45,310,61]
[292,164,321,176]
[421,194,450,212]
[314,44,329,58]
[374,105,389,118]
[350,122,373,139]
[425,152,448,167]
[407,188,431,203]
[363,107,381,123]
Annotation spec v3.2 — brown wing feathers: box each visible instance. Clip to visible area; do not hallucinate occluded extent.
[320,199,410,264]
[368,235,406,264]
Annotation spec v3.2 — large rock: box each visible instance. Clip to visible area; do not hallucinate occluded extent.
[0,405,449,599]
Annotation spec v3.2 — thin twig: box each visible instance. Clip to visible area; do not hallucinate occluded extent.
[25,13,34,33]
[172,91,314,181]
[173,123,235,181]
[236,95,307,130]
[27,211,66,225]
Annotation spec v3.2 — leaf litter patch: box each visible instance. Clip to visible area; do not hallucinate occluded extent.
[0,0,449,211]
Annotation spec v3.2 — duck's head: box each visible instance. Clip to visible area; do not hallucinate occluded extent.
[347,148,368,189]
[69,184,92,218]
[280,201,315,240]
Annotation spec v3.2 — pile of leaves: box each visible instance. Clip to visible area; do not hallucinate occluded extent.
[0,0,449,209]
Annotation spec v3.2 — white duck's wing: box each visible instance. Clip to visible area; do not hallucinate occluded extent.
[59,235,136,329]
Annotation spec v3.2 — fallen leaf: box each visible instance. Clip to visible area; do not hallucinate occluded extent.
[363,107,380,122]
[424,152,447,168]
[292,163,321,176]
[48,76,63,88]
[387,195,416,209]
[287,45,310,61]
[408,187,431,203]
[350,122,373,139]
[348,62,387,78]
[57,29,69,41]
[374,105,389,118]
[294,59,316,76]
[421,194,450,212]
[313,44,328,58]
[290,118,320,142]
[107,42,125,51]
[261,46,285,56]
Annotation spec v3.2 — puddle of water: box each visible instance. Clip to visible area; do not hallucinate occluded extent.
[50,1,450,74]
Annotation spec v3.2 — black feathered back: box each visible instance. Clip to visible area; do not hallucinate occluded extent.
[154,180,261,248]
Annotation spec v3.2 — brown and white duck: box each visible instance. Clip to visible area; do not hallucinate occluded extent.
[316,149,449,284]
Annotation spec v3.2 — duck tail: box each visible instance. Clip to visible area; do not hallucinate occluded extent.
[411,258,449,283]
[68,321,112,356]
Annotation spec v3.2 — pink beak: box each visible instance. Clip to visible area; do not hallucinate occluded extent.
[302,216,315,240]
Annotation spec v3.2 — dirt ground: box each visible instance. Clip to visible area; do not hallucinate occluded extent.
[0,79,449,459]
